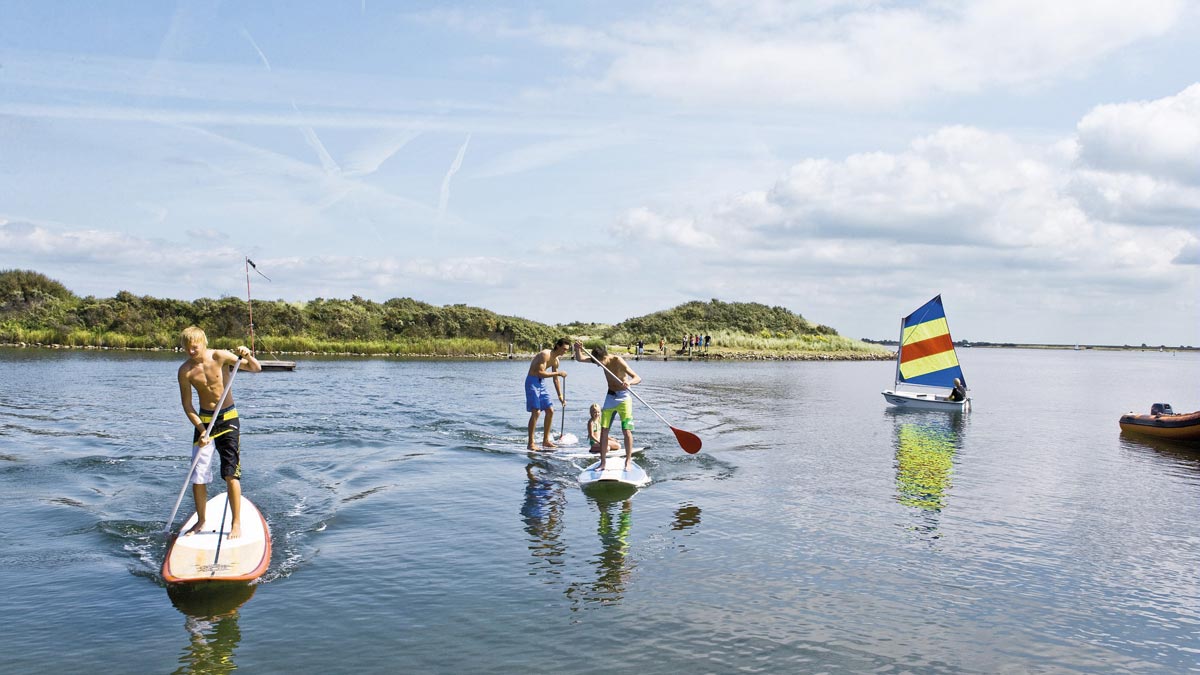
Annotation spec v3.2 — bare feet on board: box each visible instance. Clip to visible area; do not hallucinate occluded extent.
[183,520,205,536]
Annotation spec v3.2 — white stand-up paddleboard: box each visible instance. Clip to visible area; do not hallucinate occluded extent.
[559,446,646,460]
[579,459,650,488]
[163,492,271,584]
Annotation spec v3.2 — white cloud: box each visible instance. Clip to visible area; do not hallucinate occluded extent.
[1075,82,1200,184]
[498,0,1185,106]
[609,86,1200,325]
[613,206,719,249]
[0,218,527,300]
[0,218,228,268]
[1175,238,1200,265]
[619,125,1083,251]
[1070,169,1200,227]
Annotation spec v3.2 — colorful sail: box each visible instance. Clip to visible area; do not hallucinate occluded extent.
[897,295,965,388]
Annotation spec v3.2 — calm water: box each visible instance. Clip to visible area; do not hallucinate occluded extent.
[1,347,1198,673]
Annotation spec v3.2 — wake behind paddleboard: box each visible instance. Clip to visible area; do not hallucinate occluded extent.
[163,492,271,584]
[579,459,650,488]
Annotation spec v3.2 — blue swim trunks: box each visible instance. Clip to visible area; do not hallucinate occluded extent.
[525,375,553,412]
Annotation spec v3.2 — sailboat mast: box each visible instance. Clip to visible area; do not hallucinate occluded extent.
[245,258,256,354]
[893,316,903,388]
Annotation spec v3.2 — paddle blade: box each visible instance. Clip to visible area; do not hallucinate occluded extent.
[672,427,702,454]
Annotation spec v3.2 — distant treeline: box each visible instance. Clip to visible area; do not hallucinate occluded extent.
[0,269,873,356]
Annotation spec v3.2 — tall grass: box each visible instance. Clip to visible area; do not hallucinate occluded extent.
[213,335,504,356]
[2,323,886,357]
[676,329,887,354]
[1,326,505,356]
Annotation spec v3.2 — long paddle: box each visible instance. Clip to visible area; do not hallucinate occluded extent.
[163,358,242,533]
[556,376,579,446]
[580,348,702,454]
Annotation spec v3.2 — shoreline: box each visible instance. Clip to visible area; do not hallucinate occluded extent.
[0,342,894,361]
[6,342,1193,359]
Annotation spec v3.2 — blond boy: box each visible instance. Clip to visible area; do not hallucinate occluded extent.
[177,326,261,538]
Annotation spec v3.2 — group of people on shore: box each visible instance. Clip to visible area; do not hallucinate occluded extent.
[524,338,640,470]
[682,334,711,354]
[627,334,715,357]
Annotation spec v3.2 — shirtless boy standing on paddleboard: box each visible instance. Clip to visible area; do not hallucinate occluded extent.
[178,326,260,538]
[573,341,641,471]
[526,338,571,450]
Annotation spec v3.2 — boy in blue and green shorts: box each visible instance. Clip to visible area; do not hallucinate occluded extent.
[573,342,641,471]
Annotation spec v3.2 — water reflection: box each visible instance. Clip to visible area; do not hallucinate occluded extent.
[889,411,965,538]
[520,459,568,577]
[672,502,702,531]
[1119,432,1200,479]
[567,496,634,609]
[167,582,255,674]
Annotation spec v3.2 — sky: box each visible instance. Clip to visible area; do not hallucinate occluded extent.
[1,1,1198,346]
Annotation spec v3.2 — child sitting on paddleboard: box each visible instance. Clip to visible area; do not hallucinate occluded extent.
[587,403,622,454]
[177,326,261,538]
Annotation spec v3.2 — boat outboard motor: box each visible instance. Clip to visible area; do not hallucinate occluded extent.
[1150,403,1174,415]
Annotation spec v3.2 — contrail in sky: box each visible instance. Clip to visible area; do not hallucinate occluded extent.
[439,134,471,221]
[293,101,341,175]
[237,28,337,176]
[240,27,272,71]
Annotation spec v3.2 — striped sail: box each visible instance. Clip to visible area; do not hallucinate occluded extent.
[896,295,965,388]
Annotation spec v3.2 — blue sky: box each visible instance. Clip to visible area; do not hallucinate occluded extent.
[1,1,1198,346]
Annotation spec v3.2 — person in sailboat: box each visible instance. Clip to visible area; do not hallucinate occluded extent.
[948,378,967,402]
[525,338,571,450]
[177,326,261,538]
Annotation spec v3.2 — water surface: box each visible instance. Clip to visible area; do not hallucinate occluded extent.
[1,347,1197,673]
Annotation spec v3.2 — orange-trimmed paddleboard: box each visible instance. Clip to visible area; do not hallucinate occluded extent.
[162,492,271,584]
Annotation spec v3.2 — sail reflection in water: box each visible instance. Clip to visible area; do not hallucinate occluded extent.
[892,412,964,513]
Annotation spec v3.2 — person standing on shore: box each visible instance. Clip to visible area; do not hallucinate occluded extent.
[177,326,261,539]
[573,341,641,471]
[526,338,571,450]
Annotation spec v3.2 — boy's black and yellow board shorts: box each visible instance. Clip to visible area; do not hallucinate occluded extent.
[194,405,242,481]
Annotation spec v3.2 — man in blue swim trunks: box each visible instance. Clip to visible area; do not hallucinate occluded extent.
[526,338,571,450]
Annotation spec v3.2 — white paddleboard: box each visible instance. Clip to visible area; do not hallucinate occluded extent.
[559,446,646,460]
[163,492,271,584]
[579,459,650,488]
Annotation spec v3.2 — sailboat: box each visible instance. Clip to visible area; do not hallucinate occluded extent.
[245,258,296,372]
[882,295,969,412]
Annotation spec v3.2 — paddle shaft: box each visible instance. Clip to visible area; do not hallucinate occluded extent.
[163,358,242,533]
